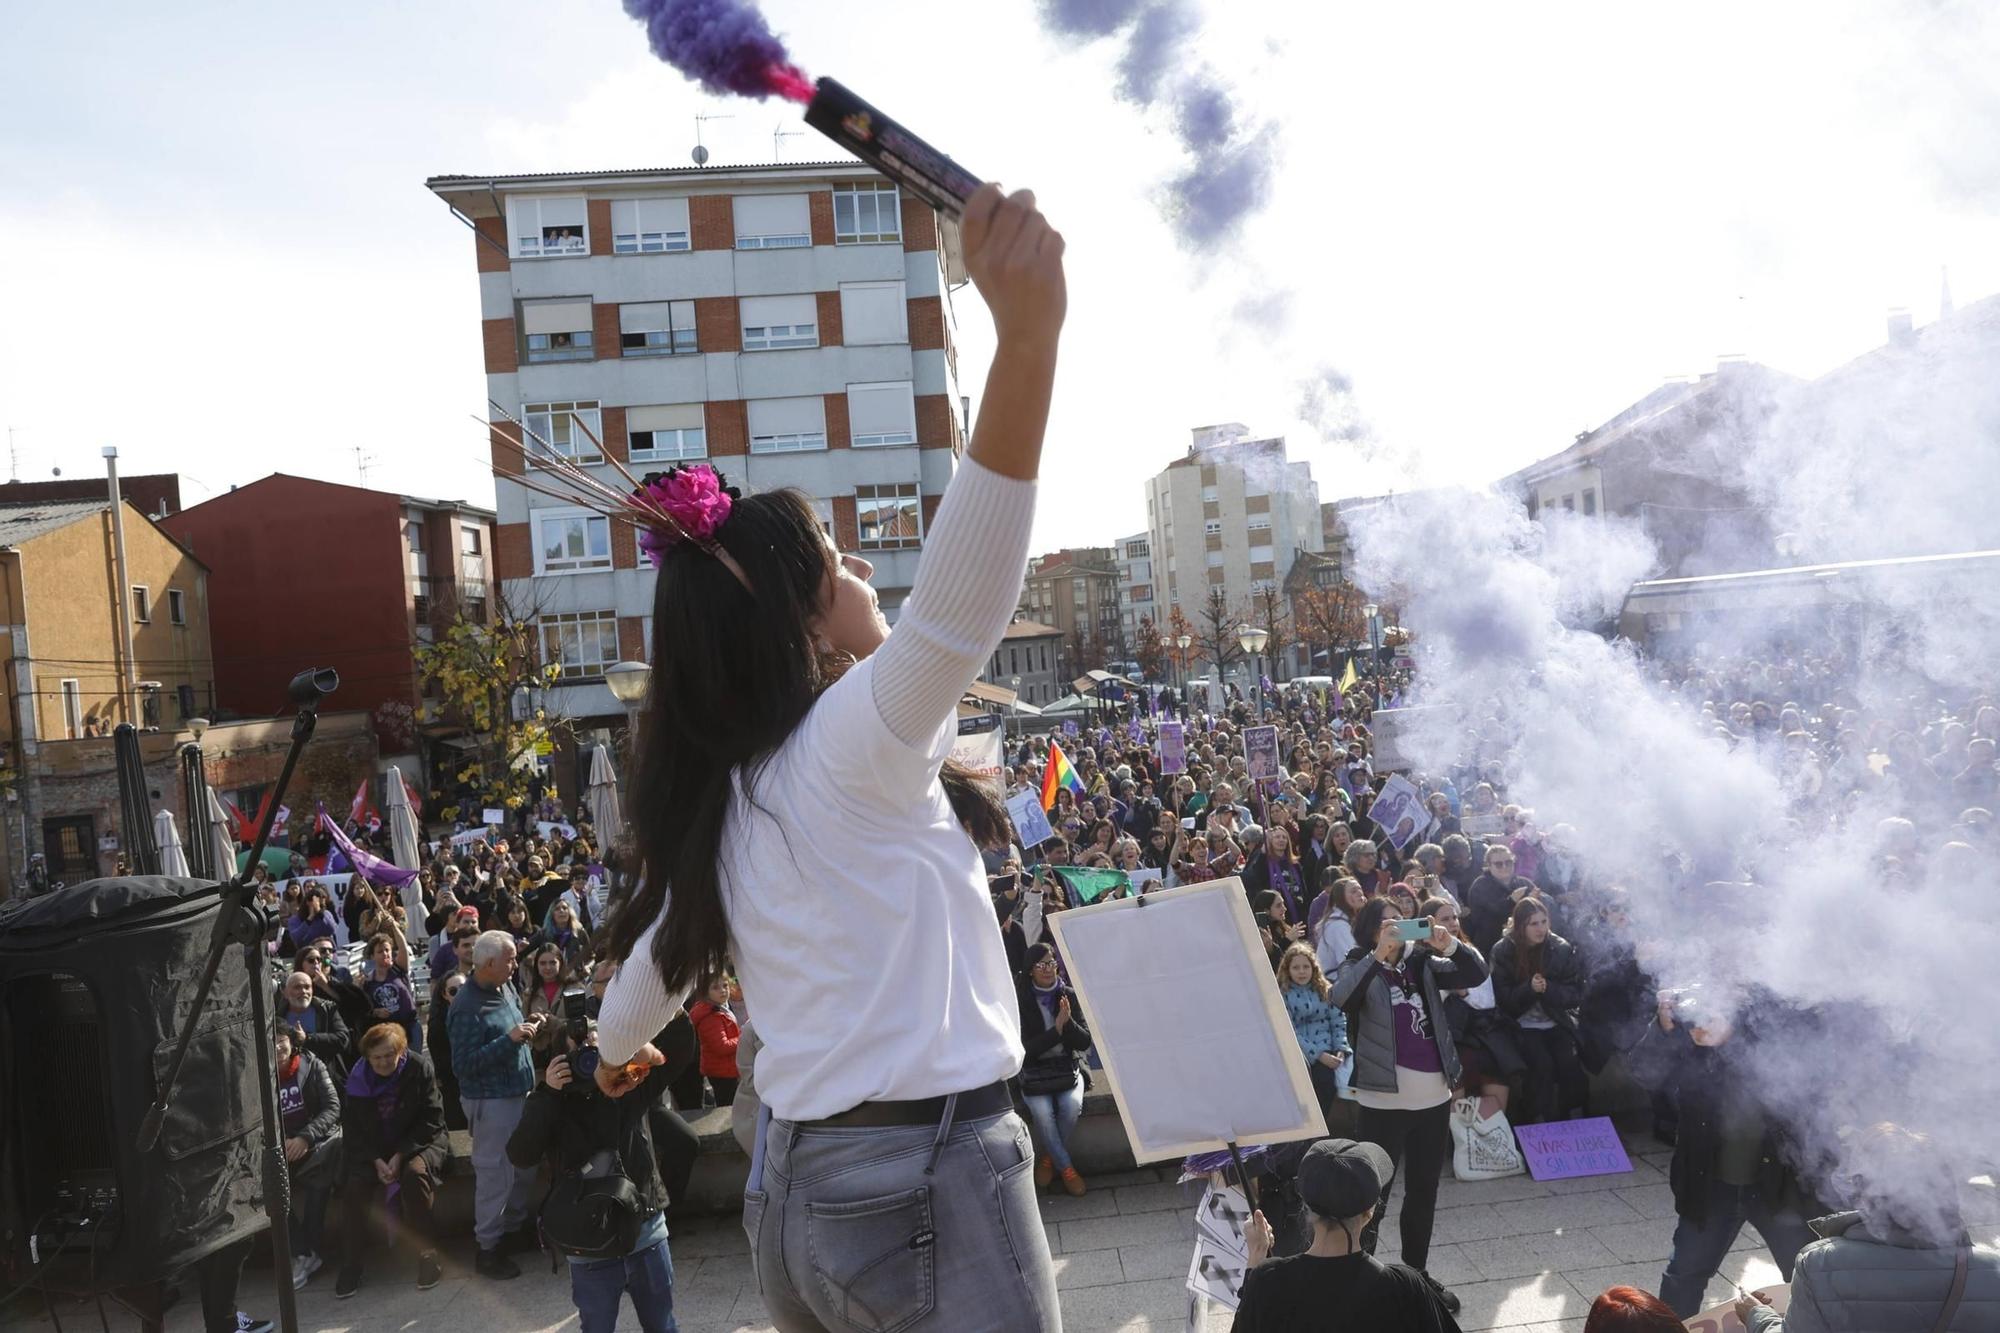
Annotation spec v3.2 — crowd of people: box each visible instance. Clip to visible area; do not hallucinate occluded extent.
[253,812,741,1333]
[985,652,1999,1329]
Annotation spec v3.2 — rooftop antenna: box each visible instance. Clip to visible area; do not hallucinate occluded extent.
[773,122,805,161]
[692,111,732,166]
[354,443,378,488]
[5,426,19,482]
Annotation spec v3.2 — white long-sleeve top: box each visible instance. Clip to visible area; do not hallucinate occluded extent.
[597,458,1035,1120]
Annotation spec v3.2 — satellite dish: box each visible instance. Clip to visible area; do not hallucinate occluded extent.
[691,144,710,166]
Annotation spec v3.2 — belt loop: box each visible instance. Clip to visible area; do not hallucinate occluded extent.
[923,1092,960,1176]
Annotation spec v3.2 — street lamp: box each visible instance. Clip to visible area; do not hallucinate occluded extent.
[1009,674,1022,740]
[1361,603,1384,704]
[1175,634,1192,713]
[1237,624,1270,714]
[604,660,652,736]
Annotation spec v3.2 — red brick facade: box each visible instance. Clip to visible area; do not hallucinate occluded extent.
[601,406,630,464]
[908,296,944,351]
[809,190,836,247]
[915,394,954,448]
[483,316,519,374]
[690,195,733,251]
[491,419,525,477]
[475,216,510,273]
[824,392,851,450]
[593,302,621,361]
[832,495,859,550]
[901,197,938,253]
[695,296,740,353]
[611,516,638,570]
[706,399,748,457]
[618,616,647,664]
[815,290,844,347]
[587,200,613,257]
[921,494,942,535]
[494,521,532,580]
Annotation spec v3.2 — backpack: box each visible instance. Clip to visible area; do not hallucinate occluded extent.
[539,1148,645,1259]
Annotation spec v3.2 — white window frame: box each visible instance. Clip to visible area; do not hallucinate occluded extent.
[1201,485,1220,503]
[538,610,621,681]
[748,397,827,454]
[507,195,588,259]
[168,588,186,626]
[833,184,901,244]
[733,193,812,249]
[1248,514,1272,531]
[740,295,819,351]
[60,679,83,739]
[610,197,691,254]
[619,301,698,357]
[1249,544,1275,565]
[855,483,922,551]
[132,585,151,624]
[847,380,918,447]
[839,280,908,346]
[533,508,613,575]
[1204,519,1223,537]
[524,401,603,466]
[1206,550,1226,568]
[627,405,708,464]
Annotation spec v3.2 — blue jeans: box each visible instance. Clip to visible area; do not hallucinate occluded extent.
[1659,1181,1814,1317]
[1023,1083,1084,1172]
[568,1212,678,1333]
[744,1108,1059,1332]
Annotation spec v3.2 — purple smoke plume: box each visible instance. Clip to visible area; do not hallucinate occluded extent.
[621,0,813,102]
[1038,0,1278,249]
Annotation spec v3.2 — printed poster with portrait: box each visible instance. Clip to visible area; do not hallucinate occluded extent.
[1158,721,1187,775]
[1366,774,1426,852]
[1244,725,1279,789]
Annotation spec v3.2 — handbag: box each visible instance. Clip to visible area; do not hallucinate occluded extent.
[1449,1097,1526,1181]
[539,1148,645,1259]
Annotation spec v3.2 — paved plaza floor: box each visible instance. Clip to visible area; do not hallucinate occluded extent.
[18,1120,1998,1333]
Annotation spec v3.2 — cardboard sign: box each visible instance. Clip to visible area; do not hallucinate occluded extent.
[1186,1181,1251,1311]
[1460,813,1506,838]
[1244,726,1279,783]
[1513,1116,1633,1181]
[1129,867,1164,893]
[1062,720,1079,738]
[1366,774,1426,852]
[1006,790,1056,850]
[1685,1285,1791,1333]
[1159,722,1186,775]
[949,723,1006,784]
[481,807,506,826]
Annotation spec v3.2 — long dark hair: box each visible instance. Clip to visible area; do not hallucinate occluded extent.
[600,487,1004,996]
[1349,896,1399,962]
[1507,897,1552,981]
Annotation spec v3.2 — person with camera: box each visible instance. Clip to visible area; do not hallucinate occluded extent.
[1627,987,1826,1317]
[507,1004,680,1333]
[1330,897,1489,1315]
[333,1023,446,1298]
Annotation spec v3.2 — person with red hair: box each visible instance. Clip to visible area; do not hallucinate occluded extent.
[1583,1285,1685,1331]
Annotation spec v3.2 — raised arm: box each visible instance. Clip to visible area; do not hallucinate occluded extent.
[870,187,1066,748]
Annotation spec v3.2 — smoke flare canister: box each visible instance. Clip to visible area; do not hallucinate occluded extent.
[803,78,982,219]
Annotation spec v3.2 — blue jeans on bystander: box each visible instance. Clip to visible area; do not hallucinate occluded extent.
[1023,1084,1085,1173]
[1659,1181,1814,1317]
[568,1212,678,1333]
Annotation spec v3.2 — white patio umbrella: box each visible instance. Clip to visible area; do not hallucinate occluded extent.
[585,744,623,839]
[203,788,237,883]
[154,808,191,879]
[384,766,427,945]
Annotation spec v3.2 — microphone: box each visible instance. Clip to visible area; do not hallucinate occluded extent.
[288,668,339,707]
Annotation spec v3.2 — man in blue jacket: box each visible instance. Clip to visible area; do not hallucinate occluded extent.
[449,930,546,1279]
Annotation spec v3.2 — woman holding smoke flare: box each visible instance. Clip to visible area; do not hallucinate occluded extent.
[590,183,1067,1330]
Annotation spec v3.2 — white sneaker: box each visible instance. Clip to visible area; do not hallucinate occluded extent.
[292,1252,322,1290]
[235,1314,274,1333]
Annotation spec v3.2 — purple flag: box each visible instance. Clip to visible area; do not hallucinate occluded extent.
[318,805,419,888]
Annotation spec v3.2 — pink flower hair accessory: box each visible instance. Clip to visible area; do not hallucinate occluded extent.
[635,464,741,568]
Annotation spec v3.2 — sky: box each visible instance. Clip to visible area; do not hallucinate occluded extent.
[1,1,1995,550]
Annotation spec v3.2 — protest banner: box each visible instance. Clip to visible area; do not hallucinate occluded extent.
[1051,866,1128,905]
[951,712,1006,784]
[1366,774,1426,852]
[1460,813,1506,838]
[1159,721,1187,775]
[1513,1116,1633,1181]
[1244,726,1279,786]
[1006,790,1055,850]
[481,807,506,826]
[1062,720,1079,738]
[1129,866,1163,893]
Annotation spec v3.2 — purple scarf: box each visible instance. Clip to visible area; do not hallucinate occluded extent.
[1267,857,1302,920]
[345,1053,409,1206]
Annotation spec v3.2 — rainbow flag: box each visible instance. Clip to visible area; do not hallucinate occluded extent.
[1041,739,1088,810]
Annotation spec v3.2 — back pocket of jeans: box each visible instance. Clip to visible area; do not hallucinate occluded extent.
[803,1186,936,1333]
[741,1188,769,1294]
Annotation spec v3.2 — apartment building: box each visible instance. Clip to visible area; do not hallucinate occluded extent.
[161,476,494,776]
[1021,547,1122,674]
[426,161,967,735]
[1145,425,1322,672]
[980,618,1065,709]
[1115,532,1156,660]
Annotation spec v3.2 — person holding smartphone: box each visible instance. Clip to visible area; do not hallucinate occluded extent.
[1330,897,1489,1315]
[447,930,549,1280]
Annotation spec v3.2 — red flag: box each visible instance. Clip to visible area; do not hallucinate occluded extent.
[350,777,379,829]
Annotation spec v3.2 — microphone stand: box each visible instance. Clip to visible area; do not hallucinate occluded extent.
[137,687,328,1333]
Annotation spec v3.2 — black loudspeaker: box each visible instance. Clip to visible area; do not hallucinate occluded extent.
[0,876,265,1292]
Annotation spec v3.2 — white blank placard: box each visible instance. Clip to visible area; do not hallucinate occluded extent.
[1046,877,1325,1163]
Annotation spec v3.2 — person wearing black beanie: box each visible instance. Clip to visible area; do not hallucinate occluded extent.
[1232,1138,1463,1332]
